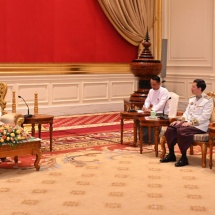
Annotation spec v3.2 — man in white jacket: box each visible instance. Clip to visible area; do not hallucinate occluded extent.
[143,76,170,115]
[142,76,170,143]
[160,79,214,167]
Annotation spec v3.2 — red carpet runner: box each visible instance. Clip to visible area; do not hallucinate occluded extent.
[39,112,133,153]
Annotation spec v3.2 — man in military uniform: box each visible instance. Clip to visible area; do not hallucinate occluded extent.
[160,79,214,167]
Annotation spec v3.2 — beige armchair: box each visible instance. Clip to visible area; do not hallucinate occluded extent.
[0,82,24,126]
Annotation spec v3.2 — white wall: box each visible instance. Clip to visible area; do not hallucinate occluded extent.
[2,73,137,116]
[162,0,215,110]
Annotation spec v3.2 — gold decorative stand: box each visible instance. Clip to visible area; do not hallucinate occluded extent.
[129,30,162,105]
[34,92,38,115]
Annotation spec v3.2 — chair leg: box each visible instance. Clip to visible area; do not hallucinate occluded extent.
[148,127,151,144]
[120,118,124,144]
[14,156,18,164]
[190,145,194,155]
[133,119,138,147]
[209,138,213,169]
[160,135,166,159]
[201,144,207,168]
[140,125,143,154]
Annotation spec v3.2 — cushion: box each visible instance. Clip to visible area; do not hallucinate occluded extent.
[193,133,209,142]
[159,126,209,142]
[0,113,16,124]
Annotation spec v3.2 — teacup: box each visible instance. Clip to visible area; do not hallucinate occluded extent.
[150,110,156,118]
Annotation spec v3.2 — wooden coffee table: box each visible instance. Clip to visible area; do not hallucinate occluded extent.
[0,138,41,170]
[139,117,170,157]
[22,114,54,151]
[120,111,149,146]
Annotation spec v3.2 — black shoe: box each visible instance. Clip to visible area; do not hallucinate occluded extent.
[175,157,189,167]
[160,154,176,163]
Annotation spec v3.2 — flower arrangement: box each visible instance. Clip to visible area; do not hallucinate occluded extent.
[0,124,30,148]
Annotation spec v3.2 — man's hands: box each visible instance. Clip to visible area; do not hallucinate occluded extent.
[142,107,151,113]
[181,121,192,126]
[170,121,192,127]
[170,121,181,126]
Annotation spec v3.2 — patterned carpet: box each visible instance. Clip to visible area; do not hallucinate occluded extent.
[0,112,208,169]
[0,112,135,169]
[40,112,133,153]
[0,144,215,215]
[0,112,215,215]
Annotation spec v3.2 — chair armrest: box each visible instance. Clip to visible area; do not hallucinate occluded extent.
[0,113,24,126]
[169,117,177,123]
[209,122,215,128]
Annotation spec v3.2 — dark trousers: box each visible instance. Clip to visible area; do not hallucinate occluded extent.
[137,122,155,144]
[164,124,205,154]
[143,127,155,144]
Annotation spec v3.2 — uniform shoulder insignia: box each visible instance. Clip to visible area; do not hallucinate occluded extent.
[203,95,211,100]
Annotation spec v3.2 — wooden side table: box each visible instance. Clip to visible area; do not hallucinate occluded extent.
[120,111,149,146]
[139,117,170,157]
[22,114,54,151]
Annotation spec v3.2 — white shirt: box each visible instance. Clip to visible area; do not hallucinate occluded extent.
[144,86,170,114]
[183,93,214,132]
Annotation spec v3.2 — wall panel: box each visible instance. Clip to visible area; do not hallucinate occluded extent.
[162,0,215,111]
[52,83,80,102]
[1,73,136,116]
[83,82,108,101]
[164,81,186,99]
[18,84,48,103]
[167,0,213,67]
[111,81,135,99]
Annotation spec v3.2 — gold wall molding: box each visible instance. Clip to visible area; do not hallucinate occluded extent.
[155,0,162,60]
[0,63,131,76]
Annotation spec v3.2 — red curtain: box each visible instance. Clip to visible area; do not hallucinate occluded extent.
[0,0,137,63]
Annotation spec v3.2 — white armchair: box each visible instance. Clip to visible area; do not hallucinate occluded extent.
[0,82,25,163]
[0,82,24,126]
[167,92,180,118]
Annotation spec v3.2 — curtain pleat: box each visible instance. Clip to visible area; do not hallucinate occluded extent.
[98,0,157,57]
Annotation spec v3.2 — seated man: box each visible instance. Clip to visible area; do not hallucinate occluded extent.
[160,79,214,167]
[142,76,170,143]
